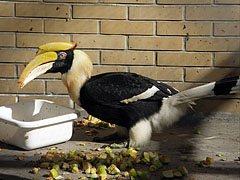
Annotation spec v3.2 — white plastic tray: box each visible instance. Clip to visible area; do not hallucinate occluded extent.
[0,99,80,150]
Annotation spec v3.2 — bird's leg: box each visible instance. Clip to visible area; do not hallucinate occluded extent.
[93,125,129,148]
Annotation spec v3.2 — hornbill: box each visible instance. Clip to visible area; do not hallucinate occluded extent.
[18,42,240,147]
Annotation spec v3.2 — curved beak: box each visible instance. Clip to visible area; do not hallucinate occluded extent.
[18,52,58,88]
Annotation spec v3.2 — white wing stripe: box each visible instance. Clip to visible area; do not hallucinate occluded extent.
[120,86,159,104]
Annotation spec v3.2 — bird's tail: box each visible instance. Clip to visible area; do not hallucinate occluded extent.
[168,76,240,106]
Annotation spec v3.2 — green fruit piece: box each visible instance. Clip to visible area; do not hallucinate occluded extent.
[149,165,158,172]
[194,130,201,135]
[52,155,62,163]
[79,177,87,180]
[62,162,69,170]
[160,155,170,164]
[152,160,163,169]
[32,167,39,174]
[127,149,137,158]
[90,173,98,179]
[52,164,60,171]
[40,162,50,169]
[99,174,108,180]
[82,161,92,174]
[129,168,137,177]
[97,165,107,175]
[122,171,130,178]
[162,170,174,178]
[49,169,58,178]
[98,153,107,160]
[173,170,182,177]
[107,164,120,175]
[137,171,142,176]
[119,163,127,171]
[142,152,150,163]
[206,157,214,164]
[140,171,149,180]
[91,167,97,174]
[69,163,78,169]
[178,165,188,176]
[72,166,79,173]
[105,146,112,153]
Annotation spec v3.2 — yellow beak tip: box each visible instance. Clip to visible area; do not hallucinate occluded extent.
[17,81,24,88]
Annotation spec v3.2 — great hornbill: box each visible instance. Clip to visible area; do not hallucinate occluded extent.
[18,42,240,147]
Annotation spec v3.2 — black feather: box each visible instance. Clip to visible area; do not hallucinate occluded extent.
[79,72,178,128]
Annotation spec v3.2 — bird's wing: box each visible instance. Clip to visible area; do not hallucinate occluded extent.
[80,72,178,106]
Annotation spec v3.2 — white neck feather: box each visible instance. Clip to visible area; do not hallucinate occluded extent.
[61,50,93,105]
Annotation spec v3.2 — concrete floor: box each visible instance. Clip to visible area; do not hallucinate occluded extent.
[0,112,239,180]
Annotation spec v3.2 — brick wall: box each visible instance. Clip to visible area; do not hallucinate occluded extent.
[0,0,239,113]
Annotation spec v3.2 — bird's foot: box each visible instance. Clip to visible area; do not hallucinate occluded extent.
[93,132,128,142]
[109,141,129,148]
[101,141,129,149]
[93,132,129,148]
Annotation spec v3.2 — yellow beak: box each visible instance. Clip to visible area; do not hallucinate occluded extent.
[18,42,76,88]
[18,52,57,88]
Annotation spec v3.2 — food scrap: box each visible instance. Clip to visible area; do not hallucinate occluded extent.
[196,157,214,167]
[17,156,24,160]
[35,147,183,179]
[75,115,114,128]
[194,130,201,135]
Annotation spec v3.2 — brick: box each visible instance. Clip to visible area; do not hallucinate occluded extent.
[81,50,99,64]
[0,34,15,47]
[185,68,240,82]
[45,19,98,34]
[0,3,14,16]
[101,21,154,35]
[10,0,42,1]
[157,53,212,67]
[195,99,240,113]
[215,0,240,4]
[0,80,44,94]
[0,65,16,77]
[101,51,154,65]
[73,35,126,49]
[17,33,71,48]
[166,82,201,91]
[129,67,183,81]
[129,36,183,50]
[214,23,240,36]
[186,38,240,52]
[18,65,61,79]
[157,0,212,4]
[186,6,240,20]
[214,53,240,67]
[0,18,43,32]
[157,22,211,36]
[44,0,98,2]
[129,6,183,20]
[100,0,154,3]
[92,65,127,76]
[0,49,36,63]
[73,5,126,19]
[46,81,68,94]
[16,3,70,18]
[0,96,16,106]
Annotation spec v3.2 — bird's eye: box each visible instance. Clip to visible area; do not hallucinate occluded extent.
[58,52,67,60]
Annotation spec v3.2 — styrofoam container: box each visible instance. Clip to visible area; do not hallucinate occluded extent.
[0,99,80,150]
